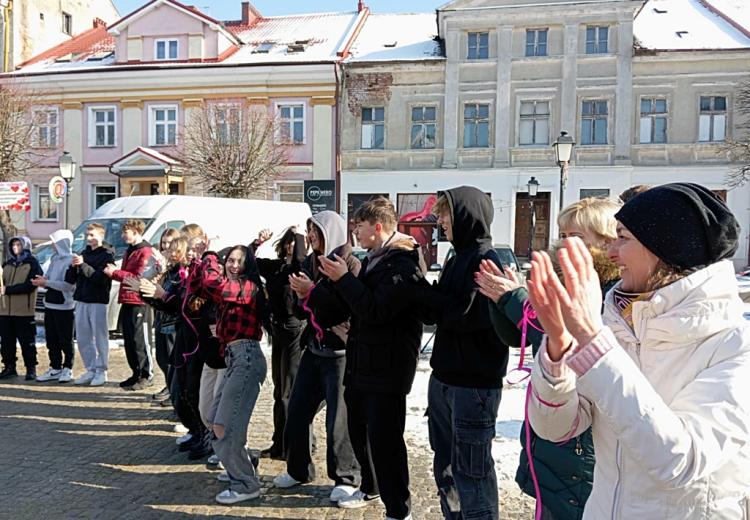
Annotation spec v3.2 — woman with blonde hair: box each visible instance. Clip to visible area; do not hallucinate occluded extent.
[527,183,749,518]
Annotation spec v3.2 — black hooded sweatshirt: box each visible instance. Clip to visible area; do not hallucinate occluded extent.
[419,186,508,389]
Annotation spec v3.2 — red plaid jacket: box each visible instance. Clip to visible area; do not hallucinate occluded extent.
[199,253,262,346]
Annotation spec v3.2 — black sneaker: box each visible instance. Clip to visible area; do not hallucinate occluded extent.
[188,441,213,460]
[178,435,201,453]
[260,446,284,460]
[124,378,154,392]
[0,366,17,379]
[25,368,36,381]
[119,375,139,388]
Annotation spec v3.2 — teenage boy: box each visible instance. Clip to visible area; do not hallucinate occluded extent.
[104,219,155,390]
[318,198,425,520]
[418,187,506,520]
[66,223,115,386]
[33,230,76,383]
[0,236,43,380]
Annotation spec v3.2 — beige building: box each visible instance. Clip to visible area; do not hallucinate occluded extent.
[340,0,750,267]
[1,0,120,72]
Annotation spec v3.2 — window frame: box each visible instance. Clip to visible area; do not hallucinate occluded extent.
[639,97,668,144]
[33,185,59,222]
[585,25,609,54]
[698,95,727,143]
[90,184,118,211]
[62,12,72,36]
[88,105,117,148]
[154,38,179,61]
[410,105,438,150]
[213,104,242,145]
[149,104,179,147]
[32,106,59,149]
[463,102,491,149]
[361,106,385,150]
[580,99,609,145]
[276,103,306,145]
[525,28,549,57]
[275,181,304,203]
[467,31,490,60]
[518,100,551,146]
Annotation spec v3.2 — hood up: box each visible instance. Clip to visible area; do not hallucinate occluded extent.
[50,229,74,258]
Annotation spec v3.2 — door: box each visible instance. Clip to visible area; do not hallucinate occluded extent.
[514,192,551,258]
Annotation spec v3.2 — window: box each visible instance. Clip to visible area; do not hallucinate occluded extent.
[34,186,58,221]
[639,98,667,144]
[278,104,305,144]
[89,107,116,147]
[155,39,178,60]
[467,32,489,59]
[585,26,608,54]
[62,12,72,36]
[519,101,550,145]
[581,100,608,145]
[361,107,385,150]
[214,105,241,145]
[277,182,304,202]
[699,96,726,142]
[525,29,548,57]
[580,188,610,199]
[150,106,178,146]
[33,107,58,148]
[92,185,117,209]
[411,106,437,149]
[463,103,490,148]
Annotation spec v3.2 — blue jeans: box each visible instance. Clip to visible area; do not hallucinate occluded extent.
[211,340,267,495]
[427,374,501,520]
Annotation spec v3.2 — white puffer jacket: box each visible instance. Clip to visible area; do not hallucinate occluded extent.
[529,260,750,519]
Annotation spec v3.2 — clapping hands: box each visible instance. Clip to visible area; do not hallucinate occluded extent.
[474,260,522,303]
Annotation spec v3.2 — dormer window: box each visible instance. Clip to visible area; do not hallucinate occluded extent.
[155,39,179,61]
[253,42,274,54]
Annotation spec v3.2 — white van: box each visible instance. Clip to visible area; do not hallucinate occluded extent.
[33,195,312,331]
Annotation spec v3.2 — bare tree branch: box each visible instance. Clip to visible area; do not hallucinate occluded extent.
[179,102,290,199]
[723,80,750,188]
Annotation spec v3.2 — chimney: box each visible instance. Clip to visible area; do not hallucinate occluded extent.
[92,17,106,29]
[357,0,366,13]
[241,2,259,25]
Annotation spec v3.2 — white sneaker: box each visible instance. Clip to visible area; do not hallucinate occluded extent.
[215,489,260,505]
[74,370,96,385]
[217,471,230,483]
[36,368,61,382]
[273,472,301,489]
[330,484,358,502]
[207,454,221,468]
[89,371,107,386]
[173,423,189,434]
[175,433,193,445]
[337,489,381,509]
[58,367,74,383]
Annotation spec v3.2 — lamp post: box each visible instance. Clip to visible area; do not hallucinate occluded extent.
[526,176,539,260]
[552,131,575,211]
[58,151,76,229]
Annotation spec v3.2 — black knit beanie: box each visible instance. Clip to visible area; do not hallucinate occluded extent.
[615,183,740,270]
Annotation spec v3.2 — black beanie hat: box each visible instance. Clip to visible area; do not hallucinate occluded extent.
[615,183,740,271]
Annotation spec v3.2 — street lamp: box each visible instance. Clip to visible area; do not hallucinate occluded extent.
[552,131,575,210]
[58,151,76,229]
[526,176,539,260]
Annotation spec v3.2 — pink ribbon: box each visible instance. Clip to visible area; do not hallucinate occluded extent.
[300,282,325,341]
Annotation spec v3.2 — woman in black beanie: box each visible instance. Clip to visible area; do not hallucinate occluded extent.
[524,183,749,519]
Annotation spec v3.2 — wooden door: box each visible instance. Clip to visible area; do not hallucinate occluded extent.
[514,192,551,258]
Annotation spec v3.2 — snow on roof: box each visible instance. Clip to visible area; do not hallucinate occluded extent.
[634,0,750,50]
[346,13,443,62]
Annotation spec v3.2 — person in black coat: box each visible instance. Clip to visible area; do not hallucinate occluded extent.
[252,227,307,460]
[319,197,426,519]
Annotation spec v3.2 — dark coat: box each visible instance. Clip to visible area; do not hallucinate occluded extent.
[334,235,425,395]
[65,243,115,305]
[254,233,307,327]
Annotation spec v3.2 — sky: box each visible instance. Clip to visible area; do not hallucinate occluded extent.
[112,0,444,19]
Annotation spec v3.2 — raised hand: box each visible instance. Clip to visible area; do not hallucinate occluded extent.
[318,254,348,282]
[258,229,273,243]
[474,259,521,303]
[289,272,314,299]
[526,251,573,361]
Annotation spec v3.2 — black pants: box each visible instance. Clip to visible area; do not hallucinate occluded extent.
[270,321,304,452]
[284,350,359,486]
[0,315,37,370]
[44,309,75,370]
[346,387,411,519]
[174,325,206,437]
[120,304,151,379]
[155,330,175,388]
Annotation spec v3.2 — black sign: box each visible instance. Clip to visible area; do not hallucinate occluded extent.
[304,180,336,214]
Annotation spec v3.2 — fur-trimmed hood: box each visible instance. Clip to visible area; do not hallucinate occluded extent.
[549,242,620,290]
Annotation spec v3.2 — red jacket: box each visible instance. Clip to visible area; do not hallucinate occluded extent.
[111,241,154,305]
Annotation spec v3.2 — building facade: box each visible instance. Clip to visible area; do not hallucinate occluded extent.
[9,0,367,240]
[340,0,750,267]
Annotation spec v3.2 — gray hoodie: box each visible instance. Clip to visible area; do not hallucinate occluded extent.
[43,229,75,311]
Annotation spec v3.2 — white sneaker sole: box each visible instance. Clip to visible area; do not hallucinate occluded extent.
[338,496,381,509]
[215,491,260,504]
[273,477,301,489]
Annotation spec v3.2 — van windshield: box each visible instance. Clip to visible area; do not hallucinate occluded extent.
[33,218,155,264]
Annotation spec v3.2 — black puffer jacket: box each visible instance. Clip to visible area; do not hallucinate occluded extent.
[334,233,426,395]
[254,233,307,327]
[65,243,115,304]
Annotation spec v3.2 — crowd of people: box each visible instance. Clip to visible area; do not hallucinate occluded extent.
[0,182,748,519]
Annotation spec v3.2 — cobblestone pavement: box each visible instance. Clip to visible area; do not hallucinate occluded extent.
[0,343,534,520]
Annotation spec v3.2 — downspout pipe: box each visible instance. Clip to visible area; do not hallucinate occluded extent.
[2,0,12,73]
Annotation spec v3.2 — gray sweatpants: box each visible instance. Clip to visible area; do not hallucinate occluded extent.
[75,302,109,373]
